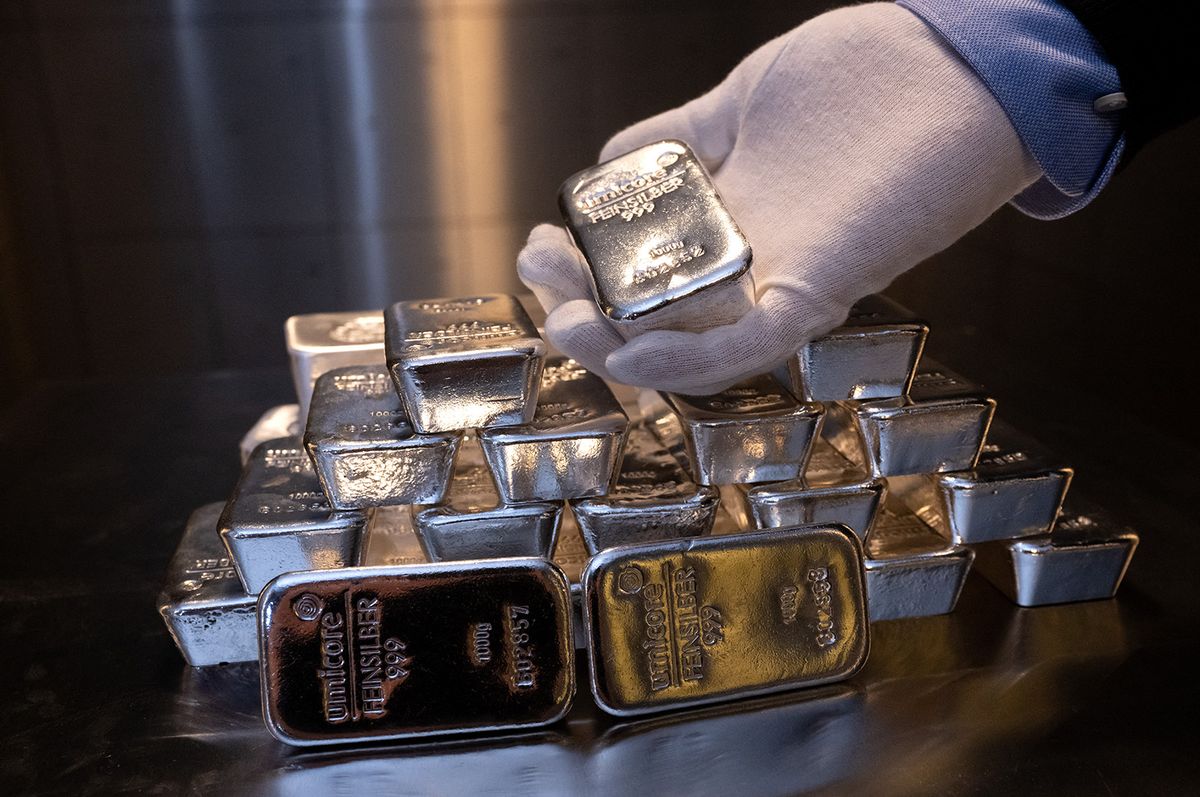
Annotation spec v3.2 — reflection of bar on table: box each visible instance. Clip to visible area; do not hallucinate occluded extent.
[385,294,545,433]
[972,503,1138,606]
[890,418,1072,544]
[305,365,460,510]
[864,503,973,622]
[219,436,366,594]
[784,294,928,402]
[158,502,257,666]
[649,373,823,485]
[479,357,627,503]
[824,359,995,478]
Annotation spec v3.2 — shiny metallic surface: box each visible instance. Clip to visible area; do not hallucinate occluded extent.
[583,526,869,716]
[559,140,754,334]
[824,361,995,478]
[654,374,824,485]
[891,419,1073,544]
[384,294,545,433]
[572,424,719,555]
[285,311,386,420]
[239,404,300,466]
[972,504,1139,607]
[479,357,628,503]
[304,365,460,509]
[362,506,426,568]
[786,294,929,401]
[258,560,575,746]
[735,439,885,540]
[864,505,974,622]
[158,502,257,667]
[219,437,367,594]
[414,442,562,561]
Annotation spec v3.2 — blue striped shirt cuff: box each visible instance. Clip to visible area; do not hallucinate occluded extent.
[897,0,1125,220]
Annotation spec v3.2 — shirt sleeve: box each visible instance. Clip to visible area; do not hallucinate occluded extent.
[896,0,1125,220]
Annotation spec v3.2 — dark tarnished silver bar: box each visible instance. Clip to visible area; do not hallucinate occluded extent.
[239,404,300,465]
[158,503,257,667]
[362,506,426,567]
[972,504,1138,606]
[823,360,995,478]
[304,366,460,509]
[890,419,1073,544]
[785,295,928,402]
[583,526,869,716]
[559,139,753,335]
[649,374,824,485]
[479,358,628,503]
[413,441,563,561]
[571,424,719,555]
[732,439,886,540]
[385,294,545,433]
[258,560,576,746]
[286,310,386,420]
[863,504,973,622]
[219,437,367,594]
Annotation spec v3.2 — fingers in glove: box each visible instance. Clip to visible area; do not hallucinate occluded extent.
[603,287,840,395]
[543,299,626,383]
[516,224,593,315]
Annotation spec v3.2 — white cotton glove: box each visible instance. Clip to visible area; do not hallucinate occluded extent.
[518,2,1042,395]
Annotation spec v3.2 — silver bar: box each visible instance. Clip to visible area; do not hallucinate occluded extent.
[479,358,628,503]
[971,503,1138,606]
[732,439,885,540]
[863,504,973,622]
[158,502,257,666]
[890,419,1073,544]
[362,506,427,567]
[413,441,562,561]
[286,310,386,421]
[304,365,461,509]
[571,424,719,555]
[650,374,824,485]
[239,404,300,465]
[385,294,545,433]
[559,139,754,335]
[823,360,995,478]
[785,295,928,401]
[258,560,576,746]
[582,525,869,716]
[219,437,367,594]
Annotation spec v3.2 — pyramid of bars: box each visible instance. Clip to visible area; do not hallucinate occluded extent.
[161,291,1138,675]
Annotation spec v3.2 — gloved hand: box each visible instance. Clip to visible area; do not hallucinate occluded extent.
[518,2,1042,395]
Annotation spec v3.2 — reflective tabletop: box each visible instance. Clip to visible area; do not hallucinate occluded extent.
[2,369,1196,796]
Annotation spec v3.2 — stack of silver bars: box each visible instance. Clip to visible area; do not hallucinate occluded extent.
[158,140,1138,747]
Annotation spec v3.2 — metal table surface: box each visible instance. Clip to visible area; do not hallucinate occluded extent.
[2,368,1197,796]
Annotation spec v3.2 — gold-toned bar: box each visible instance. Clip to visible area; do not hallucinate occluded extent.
[304,366,460,509]
[258,559,576,746]
[158,503,257,666]
[785,295,928,401]
[863,503,973,622]
[971,503,1138,606]
[286,310,386,421]
[649,374,824,485]
[571,424,719,555]
[732,439,885,540]
[823,360,995,478]
[479,358,628,503]
[582,526,869,716]
[239,404,300,465]
[559,139,754,335]
[413,441,562,562]
[889,418,1072,544]
[385,294,545,433]
[219,437,367,594]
